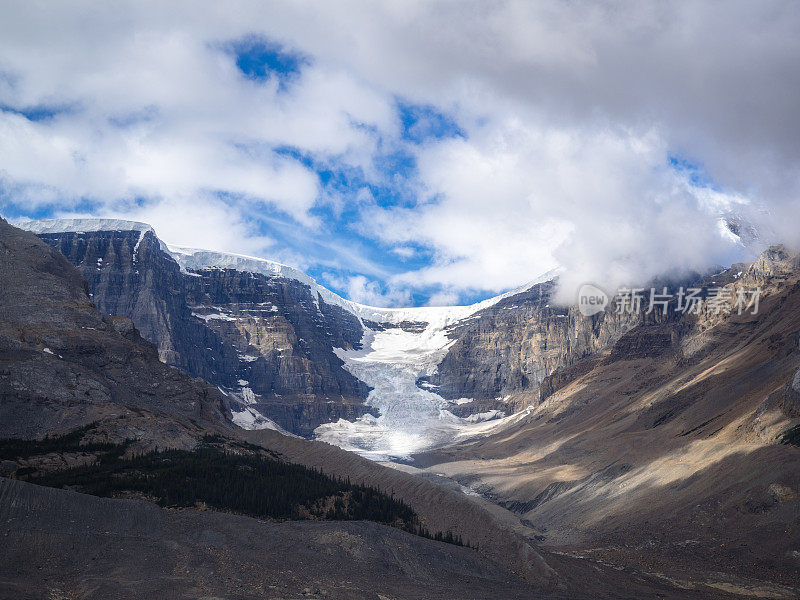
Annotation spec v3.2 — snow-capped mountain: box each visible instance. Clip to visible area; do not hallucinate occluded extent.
[18,218,635,459]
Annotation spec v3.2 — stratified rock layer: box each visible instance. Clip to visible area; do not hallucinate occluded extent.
[34,228,374,435]
[423,280,640,408]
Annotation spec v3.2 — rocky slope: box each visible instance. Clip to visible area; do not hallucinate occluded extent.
[22,220,375,436]
[3,476,725,600]
[413,247,800,596]
[0,218,233,447]
[0,478,536,600]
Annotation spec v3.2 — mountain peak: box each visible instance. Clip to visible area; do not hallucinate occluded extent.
[16,218,154,235]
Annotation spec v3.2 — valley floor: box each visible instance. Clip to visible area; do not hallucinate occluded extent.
[1,477,748,600]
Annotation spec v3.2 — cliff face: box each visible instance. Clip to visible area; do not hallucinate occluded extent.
[31,226,374,436]
[0,219,232,445]
[422,280,640,409]
[180,267,374,436]
[36,229,241,386]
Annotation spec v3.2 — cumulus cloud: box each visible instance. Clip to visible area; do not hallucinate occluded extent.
[322,273,412,308]
[0,1,798,306]
[0,1,395,233]
[370,115,752,302]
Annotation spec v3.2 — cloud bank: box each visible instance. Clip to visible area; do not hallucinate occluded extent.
[0,1,798,306]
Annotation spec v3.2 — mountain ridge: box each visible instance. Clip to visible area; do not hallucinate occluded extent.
[17,217,580,454]
[18,217,552,319]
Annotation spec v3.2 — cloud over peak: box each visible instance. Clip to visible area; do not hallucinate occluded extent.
[1,1,798,305]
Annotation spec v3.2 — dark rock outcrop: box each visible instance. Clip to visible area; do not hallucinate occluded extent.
[36,228,241,386]
[183,268,368,397]
[0,218,232,444]
[31,226,375,435]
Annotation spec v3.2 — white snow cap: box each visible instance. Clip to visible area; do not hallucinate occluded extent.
[18,218,558,325]
[16,218,153,235]
[168,246,318,289]
[169,245,559,326]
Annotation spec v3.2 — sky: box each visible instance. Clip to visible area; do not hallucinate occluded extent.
[0,1,799,307]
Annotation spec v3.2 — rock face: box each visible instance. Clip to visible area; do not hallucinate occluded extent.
[34,227,241,386]
[0,218,232,444]
[24,221,375,436]
[180,267,374,436]
[422,280,641,407]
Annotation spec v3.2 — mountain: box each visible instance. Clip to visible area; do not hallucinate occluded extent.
[1,217,718,599]
[19,218,639,458]
[19,219,377,436]
[5,215,798,597]
[412,248,800,595]
[0,217,538,591]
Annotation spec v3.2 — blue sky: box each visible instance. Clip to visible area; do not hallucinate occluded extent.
[0,38,483,305]
[1,2,795,306]
[216,39,476,304]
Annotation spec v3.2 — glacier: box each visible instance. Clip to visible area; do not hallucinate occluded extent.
[314,323,533,461]
[16,217,551,460]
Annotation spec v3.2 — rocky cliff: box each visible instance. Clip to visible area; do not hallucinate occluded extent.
[180,266,374,436]
[32,226,241,386]
[0,218,233,446]
[23,220,375,436]
[421,280,641,412]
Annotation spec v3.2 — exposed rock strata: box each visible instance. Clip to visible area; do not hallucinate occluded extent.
[32,228,374,434]
[422,280,641,404]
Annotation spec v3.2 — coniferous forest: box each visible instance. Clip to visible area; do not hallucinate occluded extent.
[2,430,469,547]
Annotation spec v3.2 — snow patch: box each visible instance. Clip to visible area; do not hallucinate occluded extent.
[461,410,505,423]
[131,228,147,260]
[240,386,257,405]
[231,406,282,431]
[192,311,238,322]
[17,218,153,235]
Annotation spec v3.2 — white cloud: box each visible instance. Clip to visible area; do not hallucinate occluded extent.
[391,246,416,259]
[322,273,412,308]
[425,289,462,307]
[1,1,798,305]
[365,116,750,301]
[0,4,397,228]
